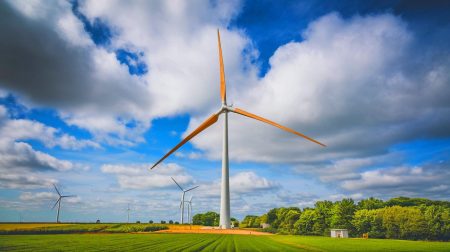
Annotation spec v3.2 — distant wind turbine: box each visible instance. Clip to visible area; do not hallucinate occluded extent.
[151,30,326,228]
[52,184,76,223]
[171,177,198,224]
[185,196,194,224]
[127,204,131,223]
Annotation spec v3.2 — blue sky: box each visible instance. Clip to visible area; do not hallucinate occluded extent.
[0,0,449,223]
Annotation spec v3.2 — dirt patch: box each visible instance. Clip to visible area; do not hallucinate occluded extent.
[155,228,272,235]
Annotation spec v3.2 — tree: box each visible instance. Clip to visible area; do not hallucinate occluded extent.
[314,200,333,235]
[294,209,317,235]
[352,209,385,238]
[331,198,356,234]
[425,205,450,240]
[149,220,153,224]
[279,209,301,234]
[192,212,219,226]
[357,197,384,210]
[241,215,261,228]
[231,217,239,227]
[169,220,174,224]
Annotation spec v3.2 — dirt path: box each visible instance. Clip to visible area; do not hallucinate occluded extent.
[155,228,272,235]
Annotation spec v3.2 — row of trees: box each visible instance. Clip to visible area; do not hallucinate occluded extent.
[192,212,239,227]
[243,197,450,241]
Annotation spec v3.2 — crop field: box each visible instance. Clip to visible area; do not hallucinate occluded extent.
[0,223,71,231]
[1,233,449,251]
[270,235,450,252]
[0,223,171,234]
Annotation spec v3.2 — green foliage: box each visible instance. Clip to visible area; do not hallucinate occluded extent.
[385,197,450,208]
[256,197,450,241]
[230,217,239,227]
[0,233,303,252]
[314,200,333,235]
[294,209,317,235]
[192,211,219,226]
[240,215,261,228]
[103,224,168,233]
[352,209,384,238]
[330,198,356,234]
[272,235,450,252]
[0,224,168,235]
[1,233,449,251]
[357,197,384,210]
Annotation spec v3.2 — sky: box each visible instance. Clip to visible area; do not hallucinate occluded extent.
[0,0,449,223]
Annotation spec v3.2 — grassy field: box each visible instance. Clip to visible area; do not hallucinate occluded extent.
[0,233,449,251]
[0,233,300,252]
[0,223,169,234]
[270,235,450,252]
[0,223,71,231]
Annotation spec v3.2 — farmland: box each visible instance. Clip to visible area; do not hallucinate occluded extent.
[0,224,449,252]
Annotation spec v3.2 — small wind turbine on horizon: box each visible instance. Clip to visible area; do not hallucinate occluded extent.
[185,195,194,224]
[171,177,198,224]
[52,184,76,223]
[126,203,131,223]
[151,30,326,229]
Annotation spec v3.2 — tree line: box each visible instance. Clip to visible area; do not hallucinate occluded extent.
[194,197,450,241]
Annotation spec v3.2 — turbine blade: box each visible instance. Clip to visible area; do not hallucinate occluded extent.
[150,113,219,169]
[171,177,184,191]
[184,185,199,192]
[189,196,193,202]
[232,107,326,147]
[53,184,61,196]
[52,198,61,209]
[62,195,76,198]
[217,30,226,104]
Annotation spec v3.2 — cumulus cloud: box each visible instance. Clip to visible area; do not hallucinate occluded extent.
[1,0,449,212]
[101,163,194,190]
[191,13,450,163]
[0,0,254,145]
[0,105,93,189]
[340,163,450,199]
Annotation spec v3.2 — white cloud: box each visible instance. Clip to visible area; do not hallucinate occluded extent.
[19,191,55,201]
[0,0,253,145]
[101,163,194,190]
[0,105,94,189]
[339,163,450,199]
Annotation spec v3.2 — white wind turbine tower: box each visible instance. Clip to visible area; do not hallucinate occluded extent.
[151,30,326,229]
[52,184,76,223]
[126,204,131,223]
[171,177,199,224]
[185,196,194,224]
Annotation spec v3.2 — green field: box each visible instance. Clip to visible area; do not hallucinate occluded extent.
[1,233,449,251]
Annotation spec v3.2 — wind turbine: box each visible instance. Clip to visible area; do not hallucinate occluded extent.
[151,30,326,228]
[126,204,131,223]
[185,196,194,224]
[52,184,76,223]
[171,177,199,224]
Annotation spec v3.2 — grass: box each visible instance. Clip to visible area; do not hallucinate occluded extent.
[270,235,450,252]
[0,233,301,252]
[0,223,71,231]
[0,224,449,251]
[0,223,168,234]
